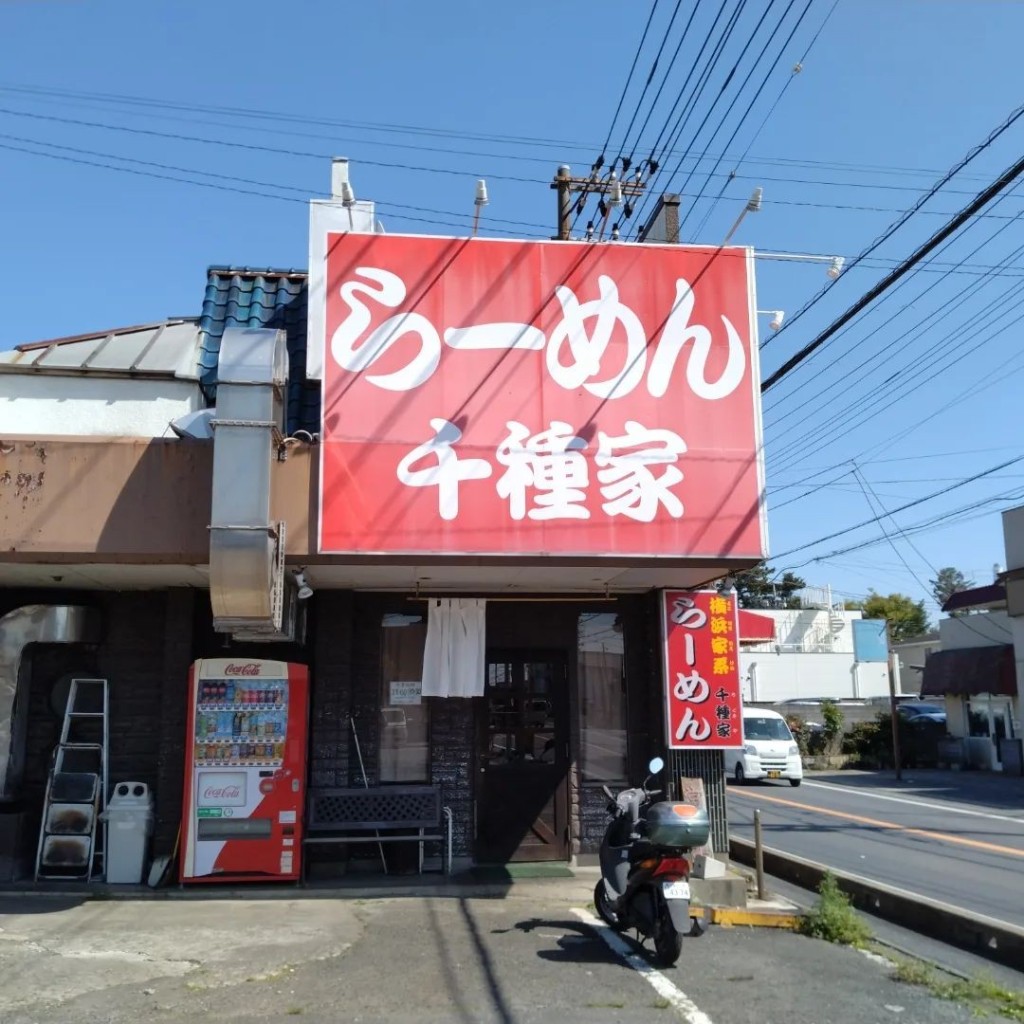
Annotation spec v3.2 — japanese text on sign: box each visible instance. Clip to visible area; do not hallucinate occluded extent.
[662,590,743,750]
[318,235,764,558]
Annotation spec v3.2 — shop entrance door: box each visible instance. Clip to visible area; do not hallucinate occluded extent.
[477,652,569,862]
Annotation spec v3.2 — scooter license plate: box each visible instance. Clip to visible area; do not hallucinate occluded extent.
[662,880,691,900]
[767,770,781,779]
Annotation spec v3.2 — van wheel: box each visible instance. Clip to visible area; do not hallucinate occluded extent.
[734,763,745,785]
[789,778,802,787]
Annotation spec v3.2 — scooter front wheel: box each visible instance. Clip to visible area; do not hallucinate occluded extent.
[653,908,683,966]
[594,880,625,932]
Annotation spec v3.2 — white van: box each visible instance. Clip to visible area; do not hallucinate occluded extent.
[731,708,803,787]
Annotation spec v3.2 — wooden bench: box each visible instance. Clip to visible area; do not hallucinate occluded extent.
[302,785,452,881]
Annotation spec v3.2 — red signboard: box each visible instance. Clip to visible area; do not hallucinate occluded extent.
[662,590,743,750]
[318,234,764,557]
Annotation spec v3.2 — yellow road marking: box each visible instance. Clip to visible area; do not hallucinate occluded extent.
[729,789,1024,859]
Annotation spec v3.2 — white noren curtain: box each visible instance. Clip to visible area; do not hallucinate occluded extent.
[421,598,487,698]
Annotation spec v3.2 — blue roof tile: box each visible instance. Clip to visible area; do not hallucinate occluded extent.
[198,266,317,434]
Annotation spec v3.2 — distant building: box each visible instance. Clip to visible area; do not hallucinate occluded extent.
[890,631,941,696]
[738,586,890,703]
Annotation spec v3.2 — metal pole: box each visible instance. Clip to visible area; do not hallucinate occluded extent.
[887,624,903,781]
[349,715,387,872]
[753,808,766,901]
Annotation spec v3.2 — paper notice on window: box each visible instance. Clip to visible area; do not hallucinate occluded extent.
[390,681,422,706]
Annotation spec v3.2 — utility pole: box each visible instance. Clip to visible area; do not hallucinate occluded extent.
[886,621,903,781]
[550,165,646,241]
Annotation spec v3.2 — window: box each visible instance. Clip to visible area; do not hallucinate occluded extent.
[380,613,430,782]
[743,716,793,741]
[579,612,627,782]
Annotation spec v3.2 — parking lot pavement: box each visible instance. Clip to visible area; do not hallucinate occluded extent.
[0,890,1015,1023]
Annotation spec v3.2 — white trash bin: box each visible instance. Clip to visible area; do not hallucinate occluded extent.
[102,782,154,883]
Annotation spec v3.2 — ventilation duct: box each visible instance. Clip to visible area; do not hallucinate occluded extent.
[209,328,295,641]
[0,605,100,798]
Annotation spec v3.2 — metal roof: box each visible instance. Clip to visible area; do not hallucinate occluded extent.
[198,267,317,435]
[0,320,202,379]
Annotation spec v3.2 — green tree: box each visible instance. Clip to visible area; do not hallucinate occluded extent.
[928,566,974,613]
[732,564,806,609]
[862,591,929,643]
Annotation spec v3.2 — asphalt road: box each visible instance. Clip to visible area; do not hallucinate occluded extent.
[0,887,995,1023]
[727,769,1024,929]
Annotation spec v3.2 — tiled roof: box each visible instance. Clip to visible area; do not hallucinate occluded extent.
[198,267,318,434]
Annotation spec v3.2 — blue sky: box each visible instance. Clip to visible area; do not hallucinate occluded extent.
[2,0,1023,623]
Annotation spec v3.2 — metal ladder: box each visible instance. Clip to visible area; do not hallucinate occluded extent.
[34,678,109,882]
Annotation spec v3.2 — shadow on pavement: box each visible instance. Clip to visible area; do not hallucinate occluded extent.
[516,916,630,966]
[0,895,87,914]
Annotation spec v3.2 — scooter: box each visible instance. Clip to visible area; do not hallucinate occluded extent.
[593,756,710,967]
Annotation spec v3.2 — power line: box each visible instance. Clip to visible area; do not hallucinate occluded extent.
[0,105,544,183]
[768,454,1024,563]
[768,290,1024,471]
[676,0,813,235]
[630,0,750,233]
[610,0,688,166]
[762,197,1024,423]
[598,0,662,162]
[761,144,1024,392]
[692,0,840,237]
[760,100,1024,350]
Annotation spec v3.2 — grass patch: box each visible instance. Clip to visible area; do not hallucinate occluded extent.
[651,996,671,1009]
[798,871,871,947]
[892,958,1024,1022]
[286,1008,304,1016]
[585,1001,626,1009]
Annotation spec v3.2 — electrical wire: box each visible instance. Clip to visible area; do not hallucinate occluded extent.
[0,105,544,184]
[761,100,1024,349]
[676,0,814,235]
[692,0,839,237]
[761,144,1024,391]
[768,454,1024,564]
[762,195,1024,423]
[611,0,687,167]
[617,0,702,167]
[767,267,1024,463]
[600,0,661,165]
[630,0,751,234]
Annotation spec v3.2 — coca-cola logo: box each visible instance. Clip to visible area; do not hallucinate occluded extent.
[203,784,240,800]
[223,664,260,677]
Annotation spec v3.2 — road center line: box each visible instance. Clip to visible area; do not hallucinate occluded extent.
[802,780,1024,825]
[729,789,1024,859]
[571,907,713,1024]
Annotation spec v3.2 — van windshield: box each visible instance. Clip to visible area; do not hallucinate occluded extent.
[744,717,793,741]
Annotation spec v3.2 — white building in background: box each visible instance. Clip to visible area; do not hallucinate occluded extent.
[738,586,890,703]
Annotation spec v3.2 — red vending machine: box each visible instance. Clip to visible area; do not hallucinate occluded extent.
[180,658,309,883]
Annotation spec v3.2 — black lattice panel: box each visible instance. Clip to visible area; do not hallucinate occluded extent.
[311,788,439,830]
[667,749,728,854]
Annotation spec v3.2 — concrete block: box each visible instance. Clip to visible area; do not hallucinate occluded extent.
[692,854,727,879]
[691,875,747,909]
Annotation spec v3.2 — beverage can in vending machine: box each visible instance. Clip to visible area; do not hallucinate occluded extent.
[225,681,235,704]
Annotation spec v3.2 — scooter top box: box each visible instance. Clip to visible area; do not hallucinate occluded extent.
[643,802,711,849]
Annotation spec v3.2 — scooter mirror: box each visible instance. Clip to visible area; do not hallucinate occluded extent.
[648,756,665,775]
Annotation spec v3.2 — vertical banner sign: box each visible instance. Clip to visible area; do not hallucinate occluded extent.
[316,235,765,559]
[663,590,743,750]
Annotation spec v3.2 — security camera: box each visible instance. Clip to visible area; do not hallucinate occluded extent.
[293,570,313,601]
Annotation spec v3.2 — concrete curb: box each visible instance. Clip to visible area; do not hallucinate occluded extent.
[709,906,802,929]
[730,836,1024,971]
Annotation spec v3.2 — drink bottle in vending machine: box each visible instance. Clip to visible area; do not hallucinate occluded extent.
[180,659,309,883]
